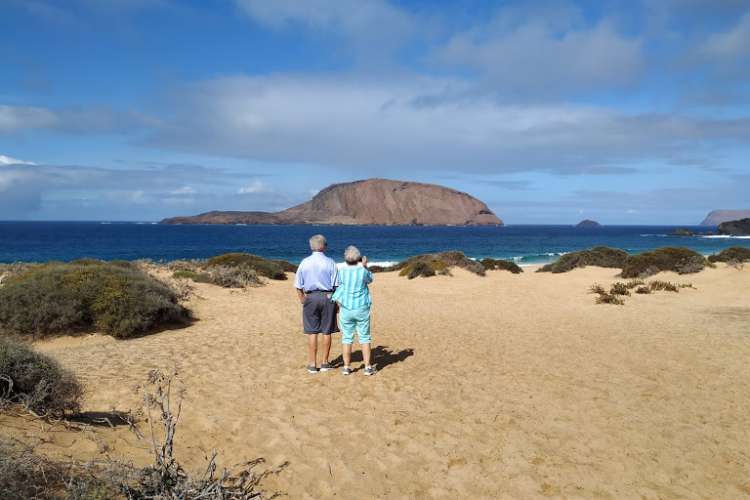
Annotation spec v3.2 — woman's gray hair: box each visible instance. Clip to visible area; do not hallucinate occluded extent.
[309,234,327,252]
[344,245,361,264]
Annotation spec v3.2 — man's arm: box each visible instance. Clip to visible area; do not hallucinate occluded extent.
[296,288,306,305]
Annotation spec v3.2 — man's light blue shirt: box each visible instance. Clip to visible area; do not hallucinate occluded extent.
[331,266,373,309]
[293,252,341,292]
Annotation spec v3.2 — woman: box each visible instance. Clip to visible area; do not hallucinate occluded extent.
[331,246,376,376]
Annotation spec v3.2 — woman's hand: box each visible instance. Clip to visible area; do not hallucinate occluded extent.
[362,256,368,268]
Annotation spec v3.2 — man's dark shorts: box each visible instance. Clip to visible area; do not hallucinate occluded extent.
[302,292,340,335]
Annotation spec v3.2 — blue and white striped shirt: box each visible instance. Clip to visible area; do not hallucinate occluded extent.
[331,265,373,310]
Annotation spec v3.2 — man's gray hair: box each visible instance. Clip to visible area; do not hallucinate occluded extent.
[309,234,327,252]
[344,245,361,264]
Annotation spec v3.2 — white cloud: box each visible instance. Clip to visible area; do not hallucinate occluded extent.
[0,154,36,165]
[171,186,197,194]
[0,105,60,133]
[698,12,750,61]
[238,180,269,194]
[429,14,645,97]
[146,74,750,175]
[232,0,414,56]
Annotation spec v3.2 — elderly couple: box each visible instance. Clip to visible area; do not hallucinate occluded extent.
[293,234,376,376]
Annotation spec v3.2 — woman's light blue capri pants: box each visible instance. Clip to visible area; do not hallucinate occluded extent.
[339,306,371,344]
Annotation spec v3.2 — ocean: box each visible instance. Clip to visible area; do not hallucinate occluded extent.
[1,221,748,267]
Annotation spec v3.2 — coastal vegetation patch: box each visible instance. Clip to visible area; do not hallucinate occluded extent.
[536,246,628,273]
[388,251,486,278]
[620,246,707,278]
[589,279,692,304]
[0,338,82,416]
[480,258,524,273]
[0,262,188,339]
[0,366,271,500]
[707,246,750,265]
[205,253,298,280]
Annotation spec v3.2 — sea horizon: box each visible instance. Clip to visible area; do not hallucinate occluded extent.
[1,221,748,267]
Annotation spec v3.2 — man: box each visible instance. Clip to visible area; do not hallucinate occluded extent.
[293,234,341,373]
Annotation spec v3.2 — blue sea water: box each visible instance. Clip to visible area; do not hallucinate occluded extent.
[0,222,748,266]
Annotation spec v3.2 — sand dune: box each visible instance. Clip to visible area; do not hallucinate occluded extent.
[6,263,750,499]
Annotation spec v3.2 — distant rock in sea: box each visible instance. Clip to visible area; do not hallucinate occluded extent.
[160,178,504,226]
[576,220,601,227]
[700,210,750,226]
[718,218,750,236]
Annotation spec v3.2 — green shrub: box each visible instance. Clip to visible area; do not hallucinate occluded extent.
[107,259,133,268]
[389,251,485,277]
[204,265,262,288]
[621,246,706,278]
[536,246,628,273]
[407,261,435,279]
[0,263,188,339]
[368,265,385,273]
[204,253,297,280]
[69,258,106,266]
[172,271,198,280]
[609,282,631,296]
[166,259,204,272]
[0,338,82,416]
[480,258,523,274]
[707,246,750,264]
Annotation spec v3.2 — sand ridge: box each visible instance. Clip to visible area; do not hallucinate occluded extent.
[9,263,750,499]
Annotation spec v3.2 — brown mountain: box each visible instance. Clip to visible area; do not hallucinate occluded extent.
[160,178,504,226]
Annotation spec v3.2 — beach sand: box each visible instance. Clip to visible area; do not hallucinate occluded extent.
[4,263,750,499]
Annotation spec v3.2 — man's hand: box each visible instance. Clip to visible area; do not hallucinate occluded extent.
[296,288,306,305]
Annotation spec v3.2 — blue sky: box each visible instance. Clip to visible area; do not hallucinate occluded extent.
[1,0,749,224]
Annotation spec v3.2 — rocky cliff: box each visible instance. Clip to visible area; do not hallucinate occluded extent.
[718,218,750,236]
[700,210,750,226]
[160,179,504,226]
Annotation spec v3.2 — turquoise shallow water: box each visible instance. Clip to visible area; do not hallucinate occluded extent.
[0,222,747,266]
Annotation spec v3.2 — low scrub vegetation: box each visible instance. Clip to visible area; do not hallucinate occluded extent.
[536,246,628,273]
[707,246,750,265]
[0,366,275,499]
[0,262,188,339]
[590,279,691,304]
[480,258,524,274]
[621,246,707,278]
[205,253,297,281]
[0,338,82,416]
[389,251,485,278]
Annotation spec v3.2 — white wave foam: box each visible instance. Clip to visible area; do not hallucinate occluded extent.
[336,261,397,269]
[700,235,750,239]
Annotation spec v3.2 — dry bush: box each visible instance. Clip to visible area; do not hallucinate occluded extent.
[635,286,652,294]
[388,251,485,277]
[0,262,188,339]
[595,294,624,305]
[480,258,524,274]
[609,282,631,296]
[627,279,645,288]
[200,265,263,288]
[205,253,296,281]
[707,246,750,266]
[589,283,607,295]
[407,261,436,279]
[536,246,628,273]
[0,338,82,417]
[621,246,706,278]
[166,259,204,273]
[649,280,679,292]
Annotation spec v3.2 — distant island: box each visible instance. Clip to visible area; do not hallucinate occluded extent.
[700,210,750,226]
[576,220,601,227]
[160,178,504,226]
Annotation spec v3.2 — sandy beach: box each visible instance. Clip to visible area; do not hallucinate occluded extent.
[4,263,750,499]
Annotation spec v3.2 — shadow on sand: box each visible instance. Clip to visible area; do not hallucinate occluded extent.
[330,345,414,372]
